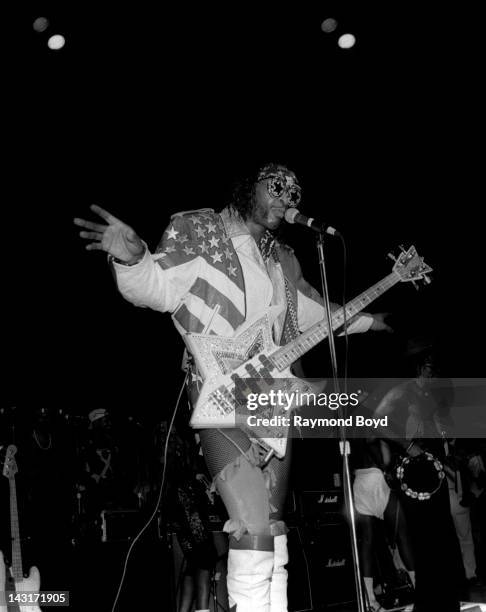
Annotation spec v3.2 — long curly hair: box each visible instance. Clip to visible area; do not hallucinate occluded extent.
[227,173,257,220]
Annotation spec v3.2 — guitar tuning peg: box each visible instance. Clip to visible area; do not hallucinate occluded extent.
[399,244,407,253]
[387,252,397,262]
[422,274,431,284]
[411,280,419,290]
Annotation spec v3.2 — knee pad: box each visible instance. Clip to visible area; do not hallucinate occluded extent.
[216,455,272,538]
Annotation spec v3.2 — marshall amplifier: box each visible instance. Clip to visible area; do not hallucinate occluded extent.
[288,523,356,610]
[298,489,345,525]
[304,523,356,608]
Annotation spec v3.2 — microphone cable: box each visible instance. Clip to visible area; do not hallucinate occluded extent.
[110,370,189,612]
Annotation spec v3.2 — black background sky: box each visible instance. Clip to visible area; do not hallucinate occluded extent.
[5,2,484,420]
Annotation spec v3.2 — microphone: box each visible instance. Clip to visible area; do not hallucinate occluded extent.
[284,208,340,236]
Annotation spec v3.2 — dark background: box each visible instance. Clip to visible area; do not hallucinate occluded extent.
[5,2,484,420]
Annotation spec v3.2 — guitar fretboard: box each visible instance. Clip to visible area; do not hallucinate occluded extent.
[270,272,398,370]
[9,477,23,580]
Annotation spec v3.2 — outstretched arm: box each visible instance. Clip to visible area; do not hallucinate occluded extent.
[74,205,202,313]
[283,250,388,334]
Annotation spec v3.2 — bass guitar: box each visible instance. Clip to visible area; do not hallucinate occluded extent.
[188,245,432,458]
[1,445,41,612]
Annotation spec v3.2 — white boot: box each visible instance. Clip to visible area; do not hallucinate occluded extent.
[270,534,288,612]
[227,548,274,612]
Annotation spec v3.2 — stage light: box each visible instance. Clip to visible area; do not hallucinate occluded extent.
[33,17,49,33]
[47,34,66,50]
[321,18,338,33]
[337,33,356,49]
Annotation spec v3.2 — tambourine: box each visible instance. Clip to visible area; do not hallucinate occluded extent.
[396,451,445,500]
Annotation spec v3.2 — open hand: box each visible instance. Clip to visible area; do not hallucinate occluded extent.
[74,204,145,264]
[370,312,393,333]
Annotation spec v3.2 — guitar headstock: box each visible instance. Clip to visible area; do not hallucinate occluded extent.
[389,245,433,288]
[2,444,18,479]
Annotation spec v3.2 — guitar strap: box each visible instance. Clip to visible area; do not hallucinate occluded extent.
[282,278,300,344]
[258,230,300,346]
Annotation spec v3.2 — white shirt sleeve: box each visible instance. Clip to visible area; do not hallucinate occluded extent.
[113,248,204,314]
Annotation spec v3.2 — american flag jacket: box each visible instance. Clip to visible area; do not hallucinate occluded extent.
[113,207,372,351]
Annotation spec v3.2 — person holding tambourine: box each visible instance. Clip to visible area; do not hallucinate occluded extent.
[373,344,465,612]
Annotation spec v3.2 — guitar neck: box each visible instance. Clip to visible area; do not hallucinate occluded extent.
[9,477,23,581]
[270,272,399,370]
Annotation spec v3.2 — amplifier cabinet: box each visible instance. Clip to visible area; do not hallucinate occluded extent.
[288,523,356,610]
[298,489,345,525]
[100,509,141,542]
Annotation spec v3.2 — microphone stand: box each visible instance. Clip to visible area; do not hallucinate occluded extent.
[316,233,366,612]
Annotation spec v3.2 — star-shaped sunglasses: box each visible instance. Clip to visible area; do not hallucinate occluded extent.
[264,174,302,207]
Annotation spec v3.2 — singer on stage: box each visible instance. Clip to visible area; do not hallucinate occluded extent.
[74,162,389,611]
